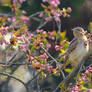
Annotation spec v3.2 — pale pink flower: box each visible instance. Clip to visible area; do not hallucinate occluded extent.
[42,0,48,2]
[55,45,60,51]
[21,16,29,24]
[45,16,52,21]
[22,10,27,14]
[55,17,60,22]
[40,53,48,60]
[67,7,72,13]
[39,13,43,18]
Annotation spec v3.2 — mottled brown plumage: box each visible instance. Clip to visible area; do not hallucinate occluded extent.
[61,27,89,69]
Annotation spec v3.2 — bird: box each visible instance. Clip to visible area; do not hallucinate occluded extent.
[59,27,89,70]
[87,32,92,54]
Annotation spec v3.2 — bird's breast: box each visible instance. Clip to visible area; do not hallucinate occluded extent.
[69,40,89,64]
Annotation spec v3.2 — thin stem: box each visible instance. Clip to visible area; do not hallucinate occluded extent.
[41,47,65,79]
[76,61,85,82]
[52,59,85,92]
[29,11,42,18]
[26,72,41,86]
[41,47,58,64]
[0,72,29,92]
[0,13,13,17]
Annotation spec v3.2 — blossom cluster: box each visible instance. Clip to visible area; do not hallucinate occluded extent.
[39,0,72,22]
[0,0,71,78]
[65,66,92,92]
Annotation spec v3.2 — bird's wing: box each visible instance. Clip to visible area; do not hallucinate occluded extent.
[59,38,78,70]
[67,38,78,53]
[64,38,78,61]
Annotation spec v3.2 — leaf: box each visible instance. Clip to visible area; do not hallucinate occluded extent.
[0,0,11,7]
[64,68,72,73]
[79,86,88,91]
[60,31,66,39]
[41,3,47,9]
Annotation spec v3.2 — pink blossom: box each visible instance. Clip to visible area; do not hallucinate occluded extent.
[40,43,44,47]
[25,31,29,36]
[11,35,16,39]
[37,29,43,33]
[46,44,51,50]
[22,44,28,50]
[88,38,91,43]
[13,0,17,3]
[21,16,29,24]
[45,16,52,21]
[12,17,16,22]
[41,64,45,70]
[40,53,48,60]
[72,85,79,92]
[67,7,72,13]
[85,70,89,74]
[39,13,43,18]
[42,0,48,2]
[50,0,60,8]
[51,37,55,40]
[29,34,34,39]
[51,1,57,7]
[88,89,92,92]
[17,37,23,41]
[42,31,46,35]
[62,40,66,45]
[30,56,34,61]
[55,17,60,22]
[22,10,27,14]
[60,45,63,49]
[25,39,29,43]
[54,11,60,17]
[19,0,26,3]
[0,27,8,35]
[8,18,11,22]
[55,0,60,5]
[55,45,60,51]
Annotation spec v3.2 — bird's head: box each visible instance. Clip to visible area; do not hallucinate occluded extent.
[72,27,87,38]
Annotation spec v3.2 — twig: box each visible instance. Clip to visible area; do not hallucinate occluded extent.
[41,47,65,79]
[29,11,42,18]
[52,59,85,92]
[36,21,48,30]
[6,52,18,66]
[56,20,61,34]
[31,17,41,22]
[0,72,29,92]
[26,72,41,86]
[0,13,13,17]
[0,62,32,66]
[41,47,58,64]
[37,75,40,92]
[76,61,85,82]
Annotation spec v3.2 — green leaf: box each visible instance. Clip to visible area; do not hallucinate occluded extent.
[64,68,72,73]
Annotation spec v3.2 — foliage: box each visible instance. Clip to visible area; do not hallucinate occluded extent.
[0,0,91,92]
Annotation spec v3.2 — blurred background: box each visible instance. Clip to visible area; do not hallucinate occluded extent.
[0,0,92,40]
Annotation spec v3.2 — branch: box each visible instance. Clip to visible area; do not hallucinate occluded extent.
[41,47,65,79]
[26,72,41,86]
[29,11,42,18]
[41,47,58,64]
[52,58,85,92]
[0,72,29,92]
[0,62,32,66]
[0,13,13,17]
